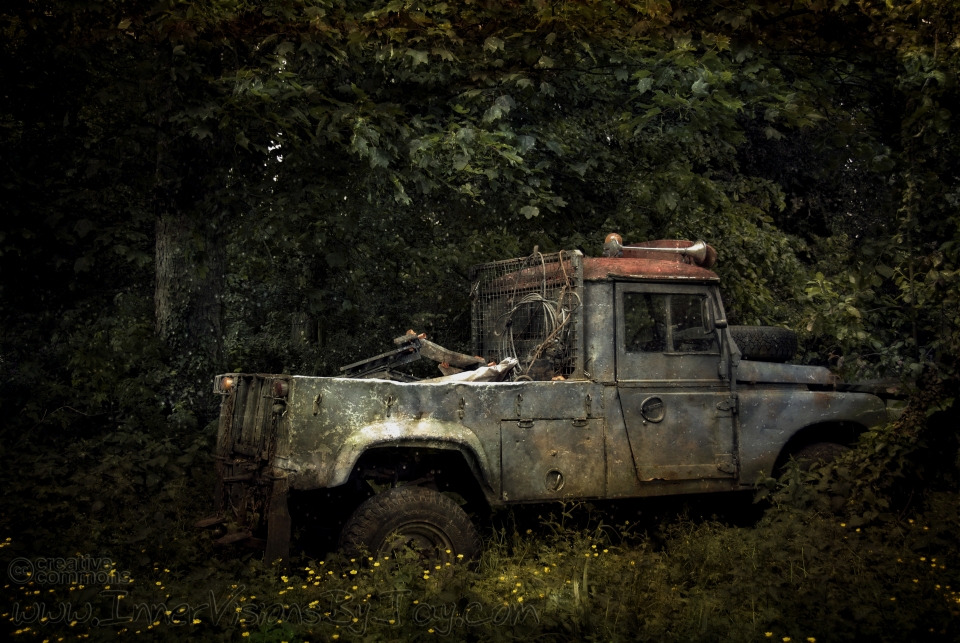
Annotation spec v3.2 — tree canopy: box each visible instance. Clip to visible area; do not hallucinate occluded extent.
[4,1,959,395]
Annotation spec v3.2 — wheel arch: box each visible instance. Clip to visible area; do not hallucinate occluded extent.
[737,389,885,483]
[770,420,867,475]
[326,420,497,501]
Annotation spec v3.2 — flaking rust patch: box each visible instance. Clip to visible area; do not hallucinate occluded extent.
[309,444,332,468]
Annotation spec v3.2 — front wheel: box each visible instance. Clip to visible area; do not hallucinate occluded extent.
[792,442,850,471]
[339,486,480,562]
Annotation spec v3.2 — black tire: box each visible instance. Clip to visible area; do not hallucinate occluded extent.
[339,486,480,562]
[792,442,850,471]
[730,325,797,362]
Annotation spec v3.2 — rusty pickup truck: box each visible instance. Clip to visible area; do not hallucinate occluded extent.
[198,237,901,564]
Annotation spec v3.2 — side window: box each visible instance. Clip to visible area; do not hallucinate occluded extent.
[671,295,719,353]
[623,293,667,352]
[623,292,719,353]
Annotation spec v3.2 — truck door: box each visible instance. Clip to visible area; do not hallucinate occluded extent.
[614,283,737,481]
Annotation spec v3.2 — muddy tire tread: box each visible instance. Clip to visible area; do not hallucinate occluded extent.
[339,486,480,559]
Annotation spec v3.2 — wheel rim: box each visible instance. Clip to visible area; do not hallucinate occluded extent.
[379,521,456,562]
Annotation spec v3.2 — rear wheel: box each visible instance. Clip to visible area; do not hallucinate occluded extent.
[339,486,480,562]
[792,442,850,471]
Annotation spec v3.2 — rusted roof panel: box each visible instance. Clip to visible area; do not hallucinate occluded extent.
[582,257,720,282]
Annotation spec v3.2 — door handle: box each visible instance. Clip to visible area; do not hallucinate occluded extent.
[640,396,665,423]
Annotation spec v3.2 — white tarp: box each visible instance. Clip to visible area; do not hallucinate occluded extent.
[419,357,519,384]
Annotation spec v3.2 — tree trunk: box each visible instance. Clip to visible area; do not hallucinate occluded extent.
[155,210,225,372]
[152,116,228,403]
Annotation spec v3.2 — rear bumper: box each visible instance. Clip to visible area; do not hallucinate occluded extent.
[196,373,293,565]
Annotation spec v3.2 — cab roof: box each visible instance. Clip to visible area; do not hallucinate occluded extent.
[583,239,720,282]
[582,256,719,282]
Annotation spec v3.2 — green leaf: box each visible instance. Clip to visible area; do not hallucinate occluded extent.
[482,105,503,123]
[407,49,429,66]
[495,94,515,112]
[484,37,505,52]
[658,191,678,212]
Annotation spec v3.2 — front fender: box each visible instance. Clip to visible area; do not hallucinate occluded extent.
[738,389,887,482]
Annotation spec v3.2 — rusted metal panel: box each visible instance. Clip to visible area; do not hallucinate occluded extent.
[583,257,720,282]
[619,387,737,481]
[737,360,838,386]
[220,374,289,461]
[283,377,504,496]
[214,386,237,514]
[737,389,887,482]
[582,282,616,383]
[500,418,605,501]
[279,378,611,500]
[602,385,645,498]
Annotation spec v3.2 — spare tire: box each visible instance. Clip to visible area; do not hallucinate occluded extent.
[729,326,797,363]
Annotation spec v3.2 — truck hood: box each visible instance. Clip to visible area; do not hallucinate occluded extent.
[736,360,838,386]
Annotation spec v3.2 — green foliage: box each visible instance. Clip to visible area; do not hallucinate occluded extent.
[3,1,960,641]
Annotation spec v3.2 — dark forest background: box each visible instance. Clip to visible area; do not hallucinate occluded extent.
[1,1,959,641]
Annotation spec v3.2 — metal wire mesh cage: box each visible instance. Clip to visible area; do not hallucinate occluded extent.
[470,250,584,380]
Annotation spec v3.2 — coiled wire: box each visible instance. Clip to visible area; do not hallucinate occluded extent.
[492,248,581,379]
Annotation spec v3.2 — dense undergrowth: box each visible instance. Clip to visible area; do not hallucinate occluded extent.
[1,371,957,642]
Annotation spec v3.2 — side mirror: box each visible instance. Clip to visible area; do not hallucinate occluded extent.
[702,299,716,333]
